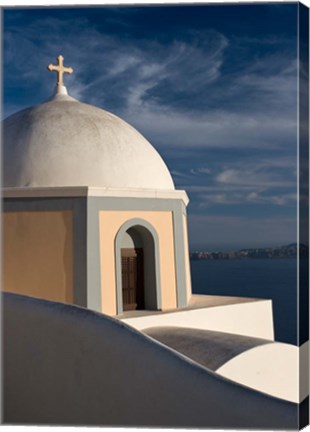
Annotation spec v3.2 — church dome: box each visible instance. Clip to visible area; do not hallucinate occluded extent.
[3,87,175,190]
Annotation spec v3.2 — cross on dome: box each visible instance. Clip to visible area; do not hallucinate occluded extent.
[47,55,73,86]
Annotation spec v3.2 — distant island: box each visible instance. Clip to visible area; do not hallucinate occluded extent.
[190,243,309,260]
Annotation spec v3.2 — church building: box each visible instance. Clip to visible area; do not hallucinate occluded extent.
[2,55,192,315]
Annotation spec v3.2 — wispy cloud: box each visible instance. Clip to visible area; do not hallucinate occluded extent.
[175,153,297,210]
[197,191,296,208]
[216,167,294,188]
[4,14,297,152]
[246,191,296,205]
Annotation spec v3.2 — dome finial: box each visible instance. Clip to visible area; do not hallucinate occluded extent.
[47,55,73,87]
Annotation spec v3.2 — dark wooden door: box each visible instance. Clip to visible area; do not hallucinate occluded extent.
[121,248,144,311]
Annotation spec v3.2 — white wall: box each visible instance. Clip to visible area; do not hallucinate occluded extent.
[2,293,297,428]
[216,342,309,403]
[123,299,275,340]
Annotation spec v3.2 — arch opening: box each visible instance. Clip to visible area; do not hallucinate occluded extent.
[115,220,160,314]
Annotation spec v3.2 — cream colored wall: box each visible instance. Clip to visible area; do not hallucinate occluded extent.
[3,211,73,303]
[99,211,177,315]
[183,213,192,303]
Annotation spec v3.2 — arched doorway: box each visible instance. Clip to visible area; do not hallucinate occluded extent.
[121,228,144,311]
[115,220,161,314]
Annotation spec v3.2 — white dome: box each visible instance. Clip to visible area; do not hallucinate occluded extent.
[3,88,175,190]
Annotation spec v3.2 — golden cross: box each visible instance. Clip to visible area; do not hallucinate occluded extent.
[47,55,73,86]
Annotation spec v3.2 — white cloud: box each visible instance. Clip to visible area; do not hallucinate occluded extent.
[190,167,212,175]
[195,191,296,208]
[108,55,141,76]
[177,154,297,208]
[123,108,296,150]
[215,167,295,188]
[246,192,297,206]
[198,193,244,206]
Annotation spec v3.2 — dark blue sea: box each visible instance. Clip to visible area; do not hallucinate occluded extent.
[190,258,302,345]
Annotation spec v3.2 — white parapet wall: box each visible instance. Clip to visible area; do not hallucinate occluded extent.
[2,293,298,428]
[216,341,309,404]
[122,299,275,340]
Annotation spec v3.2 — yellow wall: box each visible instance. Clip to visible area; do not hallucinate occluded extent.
[99,211,177,315]
[3,211,73,303]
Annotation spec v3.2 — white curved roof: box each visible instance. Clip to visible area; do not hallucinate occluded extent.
[3,292,297,428]
[3,87,175,190]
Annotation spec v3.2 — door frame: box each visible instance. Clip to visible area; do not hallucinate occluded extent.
[115,218,162,315]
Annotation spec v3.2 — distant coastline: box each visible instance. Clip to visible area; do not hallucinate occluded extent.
[190,243,309,260]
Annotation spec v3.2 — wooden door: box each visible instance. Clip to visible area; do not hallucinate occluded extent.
[121,248,144,311]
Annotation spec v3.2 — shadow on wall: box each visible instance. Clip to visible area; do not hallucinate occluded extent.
[2,292,298,428]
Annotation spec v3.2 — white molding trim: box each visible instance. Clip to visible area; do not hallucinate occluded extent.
[2,187,189,205]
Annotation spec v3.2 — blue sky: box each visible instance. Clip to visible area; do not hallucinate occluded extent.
[3,4,299,250]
